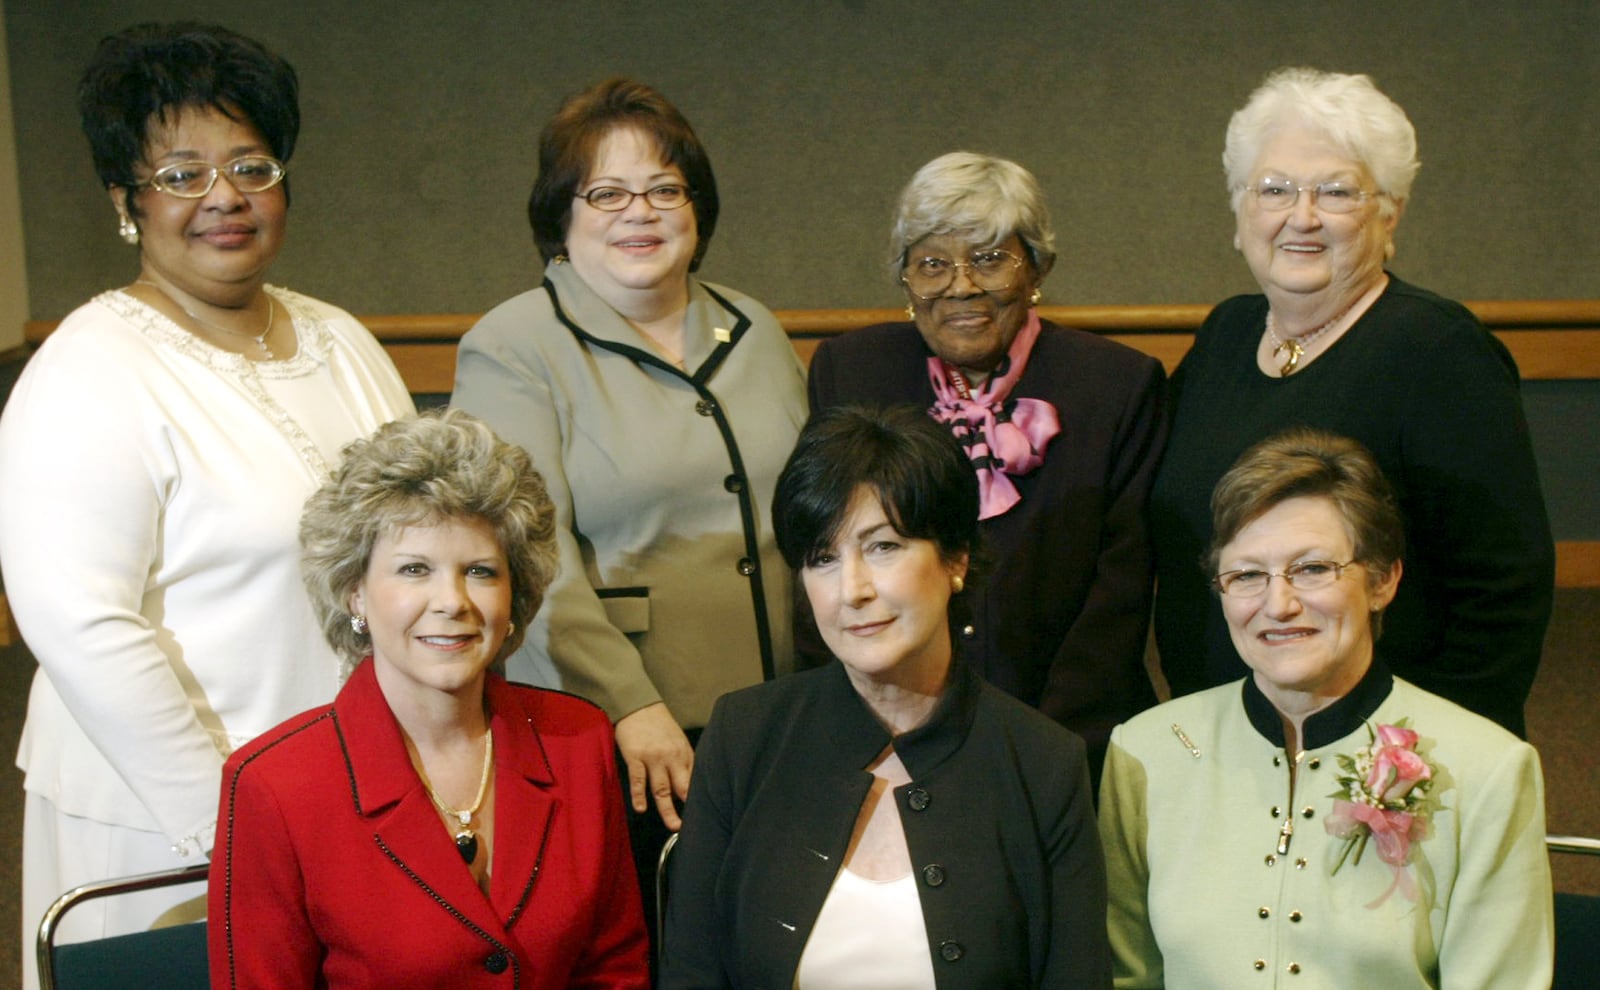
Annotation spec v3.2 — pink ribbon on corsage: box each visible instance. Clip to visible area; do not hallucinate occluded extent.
[927,310,1060,520]
[1325,801,1425,905]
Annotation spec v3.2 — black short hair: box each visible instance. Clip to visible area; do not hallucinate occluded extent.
[78,22,299,214]
[774,405,978,570]
[526,77,719,271]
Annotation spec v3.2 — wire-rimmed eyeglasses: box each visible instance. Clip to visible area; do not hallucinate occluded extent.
[901,248,1025,300]
[1211,560,1362,598]
[140,156,287,199]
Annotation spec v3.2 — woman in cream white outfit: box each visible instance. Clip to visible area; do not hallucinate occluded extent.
[0,24,411,985]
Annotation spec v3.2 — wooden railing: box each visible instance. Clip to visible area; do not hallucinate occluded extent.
[11,298,1600,606]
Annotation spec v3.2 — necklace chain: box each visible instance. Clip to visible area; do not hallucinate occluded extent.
[417,729,494,865]
[1264,304,1352,376]
[134,279,275,358]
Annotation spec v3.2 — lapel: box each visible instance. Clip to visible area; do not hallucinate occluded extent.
[333,662,557,940]
[542,261,751,384]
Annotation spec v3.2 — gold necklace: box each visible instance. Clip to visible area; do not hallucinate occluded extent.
[1264,305,1352,376]
[418,730,494,865]
[134,279,276,358]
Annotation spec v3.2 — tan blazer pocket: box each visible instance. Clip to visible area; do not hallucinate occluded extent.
[596,587,650,634]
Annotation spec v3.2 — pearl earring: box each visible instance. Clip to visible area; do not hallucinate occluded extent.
[118,215,139,246]
[951,575,965,594]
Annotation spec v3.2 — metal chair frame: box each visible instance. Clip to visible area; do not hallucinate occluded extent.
[36,862,210,990]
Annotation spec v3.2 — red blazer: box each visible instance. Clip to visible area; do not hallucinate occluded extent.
[209,660,648,989]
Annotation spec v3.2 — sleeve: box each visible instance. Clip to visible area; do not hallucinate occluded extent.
[1395,319,1555,735]
[1038,732,1115,988]
[0,332,225,846]
[207,755,321,990]
[451,306,661,721]
[658,696,738,989]
[571,717,652,989]
[1040,356,1168,741]
[1097,728,1165,989]
[1437,740,1554,988]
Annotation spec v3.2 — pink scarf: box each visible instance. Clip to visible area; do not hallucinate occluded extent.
[927,310,1060,520]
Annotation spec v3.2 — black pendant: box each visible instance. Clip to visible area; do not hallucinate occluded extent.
[454,830,478,865]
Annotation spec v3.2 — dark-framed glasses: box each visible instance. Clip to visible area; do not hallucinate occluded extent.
[1211,559,1362,598]
[141,156,287,198]
[576,184,692,212]
[1244,176,1376,215]
[901,248,1025,300]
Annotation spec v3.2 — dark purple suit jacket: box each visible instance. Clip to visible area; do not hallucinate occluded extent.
[807,320,1168,776]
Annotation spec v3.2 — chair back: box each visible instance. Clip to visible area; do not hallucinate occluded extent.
[36,863,210,990]
[1550,835,1600,990]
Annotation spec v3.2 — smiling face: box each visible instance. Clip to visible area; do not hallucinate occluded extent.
[904,232,1038,380]
[564,125,698,314]
[801,486,967,695]
[115,104,286,306]
[351,516,513,704]
[1217,495,1400,712]
[1235,126,1397,307]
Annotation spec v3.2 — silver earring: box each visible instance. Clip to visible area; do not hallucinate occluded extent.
[118,215,139,245]
[349,614,369,635]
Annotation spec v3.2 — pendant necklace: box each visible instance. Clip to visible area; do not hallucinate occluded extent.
[134,279,276,358]
[420,730,494,865]
[1264,304,1351,376]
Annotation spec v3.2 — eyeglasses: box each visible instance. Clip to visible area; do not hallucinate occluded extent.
[140,156,287,198]
[1243,176,1377,215]
[576,184,692,212]
[901,248,1025,300]
[1211,560,1361,598]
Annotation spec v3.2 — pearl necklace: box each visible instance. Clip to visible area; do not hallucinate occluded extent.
[1264,304,1356,376]
[135,279,276,358]
[418,730,494,865]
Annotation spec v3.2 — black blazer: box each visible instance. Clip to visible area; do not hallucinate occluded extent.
[808,320,1167,779]
[659,660,1111,989]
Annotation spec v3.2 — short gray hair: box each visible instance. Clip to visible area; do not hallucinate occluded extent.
[888,151,1056,282]
[300,408,558,676]
[1223,67,1419,218]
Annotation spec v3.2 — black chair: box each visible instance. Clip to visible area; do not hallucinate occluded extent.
[36,862,210,990]
[655,830,681,953]
[1550,835,1600,990]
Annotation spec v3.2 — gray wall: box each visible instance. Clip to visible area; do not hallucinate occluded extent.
[7,0,1600,316]
[5,1,1599,538]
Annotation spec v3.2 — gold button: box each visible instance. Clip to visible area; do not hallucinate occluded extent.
[1289,911,1303,922]
[1258,907,1270,918]
[1308,757,1321,769]
[1288,962,1301,974]
[1301,806,1314,819]
[1271,806,1281,817]
[1295,858,1308,869]
[1273,755,1282,767]
[1265,854,1277,866]
[1254,960,1266,971]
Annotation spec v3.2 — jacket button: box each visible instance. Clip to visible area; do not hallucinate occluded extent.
[1264,855,1277,867]
[1288,962,1301,974]
[921,864,946,887]
[907,788,931,812]
[1308,757,1321,770]
[1301,806,1315,819]
[1289,910,1303,922]
[737,558,756,576]
[695,398,717,416]
[939,940,964,962]
[1270,806,1281,817]
[484,951,509,974]
[960,625,976,639]
[1254,959,1266,971]
[723,474,744,493]
[1258,907,1269,918]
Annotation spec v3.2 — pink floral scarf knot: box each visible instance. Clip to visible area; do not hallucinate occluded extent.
[926,310,1060,520]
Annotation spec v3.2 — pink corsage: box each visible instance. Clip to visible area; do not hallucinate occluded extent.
[1325,720,1435,902]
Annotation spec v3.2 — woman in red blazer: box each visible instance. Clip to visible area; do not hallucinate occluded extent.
[209,409,648,989]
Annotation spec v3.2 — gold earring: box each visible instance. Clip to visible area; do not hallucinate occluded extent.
[506,621,516,636]
[1029,288,1041,305]
[905,302,916,321]
[118,214,139,246]
[951,575,965,594]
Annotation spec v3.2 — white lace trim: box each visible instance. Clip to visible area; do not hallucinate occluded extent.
[171,820,217,859]
[98,286,335,480]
